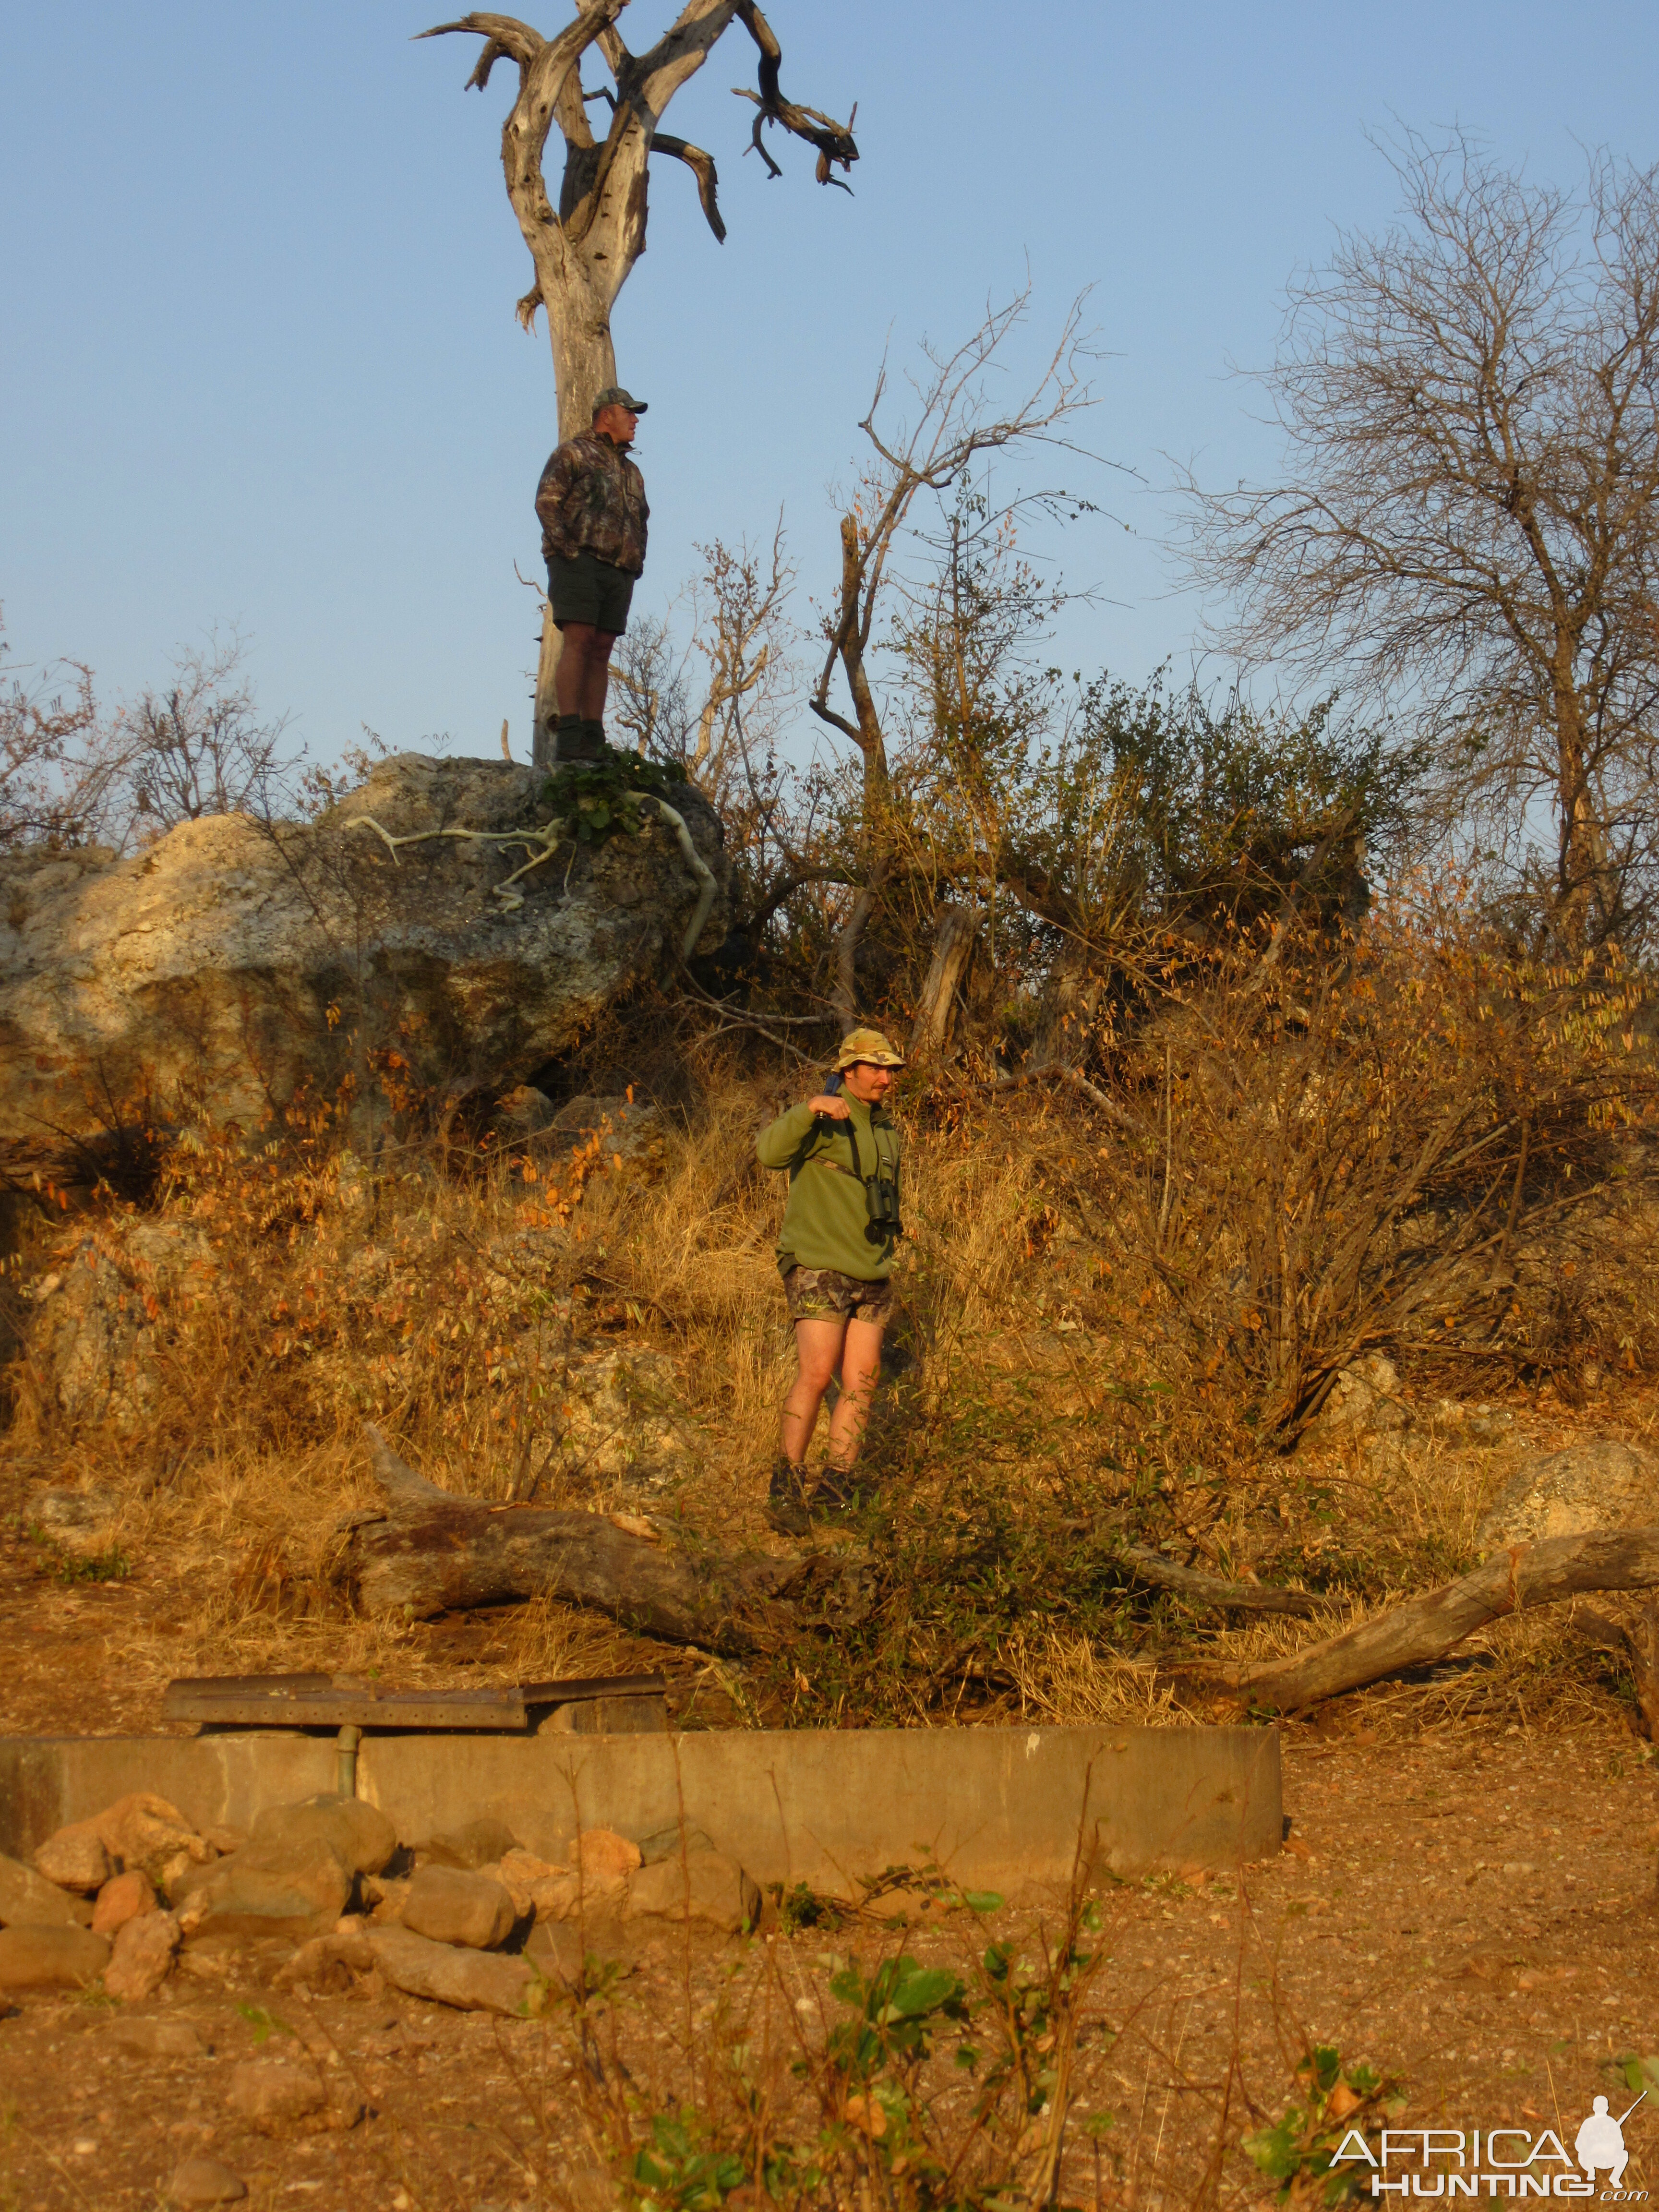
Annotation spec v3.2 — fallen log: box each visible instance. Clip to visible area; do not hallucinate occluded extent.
[1114,1542,1322,1618]
[343,1426,858,1655]
[1202,1528,1659,1711]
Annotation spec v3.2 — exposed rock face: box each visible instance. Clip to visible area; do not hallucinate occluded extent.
[0,754,728,1178]
[1477,1440,1659,1547]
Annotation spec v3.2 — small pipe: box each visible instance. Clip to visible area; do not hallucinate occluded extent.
[335,1723,361,1800]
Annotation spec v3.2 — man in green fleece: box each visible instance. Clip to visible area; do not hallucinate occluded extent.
[755,1027,906,1535]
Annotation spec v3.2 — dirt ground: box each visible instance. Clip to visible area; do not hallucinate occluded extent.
[1,1725,1657,2212]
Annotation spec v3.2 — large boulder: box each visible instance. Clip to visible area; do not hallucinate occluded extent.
[1477,1440,1659,1548]
[0,753,728,1180]
[400,1865,516,1950]
[365,1925,538,2015]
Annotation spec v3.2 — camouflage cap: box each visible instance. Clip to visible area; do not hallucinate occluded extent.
[835,1026,905,1071]
[592,385,648,416]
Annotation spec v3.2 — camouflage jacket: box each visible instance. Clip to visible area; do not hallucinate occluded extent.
[535,431,649,577]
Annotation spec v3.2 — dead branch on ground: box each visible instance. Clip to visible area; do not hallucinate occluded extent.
[1192,1528,1659,1712]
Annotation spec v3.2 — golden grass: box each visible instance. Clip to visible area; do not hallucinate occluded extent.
[4,1023,1659,1739]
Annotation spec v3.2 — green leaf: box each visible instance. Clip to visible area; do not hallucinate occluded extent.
[886,1967,963,2019]
[963,1889,1005,1914]
[1244,2109,1309,2183]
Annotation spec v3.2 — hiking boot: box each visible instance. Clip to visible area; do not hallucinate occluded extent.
[765,1458,813,1537]
[811,1464,863,1513]
[556,714,604,763]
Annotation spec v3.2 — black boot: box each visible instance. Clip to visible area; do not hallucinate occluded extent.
[765,1457,813,1537]
[811,1463,865,1513]
[554,712,590,762]
[579,717,608,757]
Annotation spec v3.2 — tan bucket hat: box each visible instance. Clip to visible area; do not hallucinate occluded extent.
[835,1026,905,1071]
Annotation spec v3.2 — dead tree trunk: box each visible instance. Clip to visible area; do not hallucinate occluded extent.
[1206,1528,1659,1710]
[908,903,978,1061]
[347,1426,838,1653]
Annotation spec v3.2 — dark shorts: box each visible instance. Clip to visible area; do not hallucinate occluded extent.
[548,551,636,634]
[782,1265,894,1326]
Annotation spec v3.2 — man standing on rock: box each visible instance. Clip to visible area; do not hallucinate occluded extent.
[535,386,649,761]
[756,1029,906,1535]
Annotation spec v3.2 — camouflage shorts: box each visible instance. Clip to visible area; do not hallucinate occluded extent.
[782,1265,894,1327]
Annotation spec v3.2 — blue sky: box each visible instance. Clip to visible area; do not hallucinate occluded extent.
[3,2,1655,772]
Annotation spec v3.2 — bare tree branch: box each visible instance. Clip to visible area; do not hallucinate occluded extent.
[731,0,857,189]
[649,130,725,239]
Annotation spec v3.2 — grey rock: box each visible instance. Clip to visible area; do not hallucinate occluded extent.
[33,1232,215,1427]
[104,1908,181,2000]
[32,1819,111,1892]
[226,2060,329,2132]
[1304,1352,1411,1443]
[1478,1440,1659,1548]
[272,1929,376,1994]
[423,1816,520,1871]
[1430,1399,1517,1447]
[0,1924,110,1988]
[401,1864,516,1950]
[491,1083,557,1137]
[366,1924,539,2015]
[624,1849,763,1934]
[29,1484,123,1540]
[549,1092,661,1159]
[96,1792,212,1886]
[174,1833,351,1939]
[166,2155,247,2205]
[0,1850,92,1928]
[0,754,728,1186]
[108,2017,205,2060]
[247,1794,397,1878]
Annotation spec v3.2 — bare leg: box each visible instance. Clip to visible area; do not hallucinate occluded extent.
[781,1317,846,1466]
[580,630,617,719]
[553,624,618,718]
[553,620,598,717]
[827,1318,884,1471]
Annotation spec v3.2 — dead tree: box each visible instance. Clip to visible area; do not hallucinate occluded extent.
[907,901,978,1061]
[808,289,1094,1024]
[419,4,856,764]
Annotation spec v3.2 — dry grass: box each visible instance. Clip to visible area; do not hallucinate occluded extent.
[4,914,1659,1738]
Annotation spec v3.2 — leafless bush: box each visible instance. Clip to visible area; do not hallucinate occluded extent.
[0,616,300,852]
[0,614,128,848]
[1093,897,1652,1439]
[125,627,303,833]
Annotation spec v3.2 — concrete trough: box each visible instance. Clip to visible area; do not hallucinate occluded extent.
[0,1724,1281,1893]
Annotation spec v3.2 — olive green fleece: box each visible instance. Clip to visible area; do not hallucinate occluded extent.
[755,1095,902,1281]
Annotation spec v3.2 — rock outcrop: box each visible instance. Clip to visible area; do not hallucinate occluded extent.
[0,754,727,1179]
